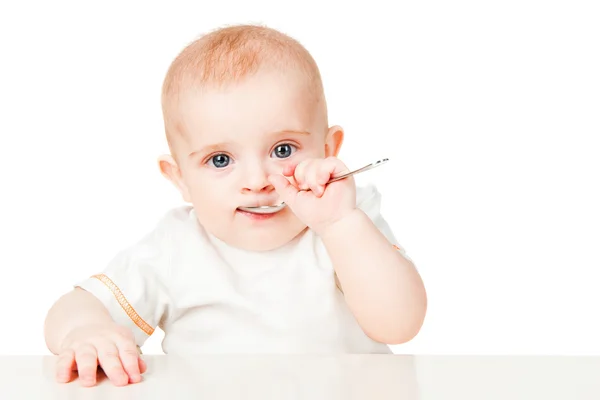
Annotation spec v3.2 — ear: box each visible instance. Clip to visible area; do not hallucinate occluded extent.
[158,154,191,202]
[324,125,344,157]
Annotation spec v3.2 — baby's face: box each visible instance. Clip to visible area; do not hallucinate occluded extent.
[169,68,338,251]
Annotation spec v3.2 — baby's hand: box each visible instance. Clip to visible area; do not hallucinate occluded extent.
[55,323,146,387]
[269,156,356,235]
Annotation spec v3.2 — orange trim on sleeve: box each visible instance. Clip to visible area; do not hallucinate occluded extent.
[92,274,155,336]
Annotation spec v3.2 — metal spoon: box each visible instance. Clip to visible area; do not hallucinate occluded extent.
[238,158,389,214]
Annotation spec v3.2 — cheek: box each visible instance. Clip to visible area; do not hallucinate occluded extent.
[189,184,234,227]
[187,173,232,208]
[190,171,236,209]
[295,144,326,161]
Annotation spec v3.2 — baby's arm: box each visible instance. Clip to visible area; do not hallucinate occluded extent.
[44,287,145,386]
[43,213,174,387]
[320,208,427,344]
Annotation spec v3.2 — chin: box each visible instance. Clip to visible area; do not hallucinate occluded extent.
[226,209,308,252]
[233,228,305,252]
[200,209,308,252]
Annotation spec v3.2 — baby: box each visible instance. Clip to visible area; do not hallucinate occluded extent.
[43,24,427,387]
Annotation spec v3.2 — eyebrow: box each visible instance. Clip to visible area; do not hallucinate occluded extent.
[188,142,232,159]
[187,130,310,159]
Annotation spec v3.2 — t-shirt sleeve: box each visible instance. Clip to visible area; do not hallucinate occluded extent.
[75,221,172,347]
[356,184,413,263]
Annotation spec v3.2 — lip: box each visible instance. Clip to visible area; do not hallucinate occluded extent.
[239,199,280,208]
[236,207,283,220]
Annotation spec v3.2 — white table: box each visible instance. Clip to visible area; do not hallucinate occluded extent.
[1,354,599,399]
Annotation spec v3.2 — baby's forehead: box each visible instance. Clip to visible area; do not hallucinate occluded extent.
[179,89,317,137]
[161,25,325,151]
[173,70,320,129]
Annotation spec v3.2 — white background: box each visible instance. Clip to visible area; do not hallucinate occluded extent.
[0,0,598,356]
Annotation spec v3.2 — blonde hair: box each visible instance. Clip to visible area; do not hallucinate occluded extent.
[161,24,325,150]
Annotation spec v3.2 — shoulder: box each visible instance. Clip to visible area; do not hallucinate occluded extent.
[356,183,381,203]
[355,184,410,258]
[112,205,202,265]
[148,205,204,242]
[155,205,197,230]
[355,184,383,219]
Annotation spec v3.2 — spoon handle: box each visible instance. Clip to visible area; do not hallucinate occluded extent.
[326,158,389,184]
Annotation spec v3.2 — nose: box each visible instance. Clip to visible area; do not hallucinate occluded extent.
[241,161,275,194]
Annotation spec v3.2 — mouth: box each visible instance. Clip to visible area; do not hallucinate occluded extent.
[236,203,286,220]
[237,202,286,215]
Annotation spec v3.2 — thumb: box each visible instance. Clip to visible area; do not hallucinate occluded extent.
[268,174,298,206]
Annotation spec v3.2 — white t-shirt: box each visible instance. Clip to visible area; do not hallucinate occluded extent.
[76,184,410,355]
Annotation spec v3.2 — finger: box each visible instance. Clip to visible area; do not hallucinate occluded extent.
[113,326,145,382]
[306,161,326,197]
[115,339,143,383]
[74,344,99,387]
[324,156,348,178]
[55,350,76,383]
[97,341,129,386]
[139,357,147,374]
[293,160,312,190]
[281,163,301,189]
[282,163,296,177]
[269,174,299,206]
[310,158,342,196]
[319,157,342,185]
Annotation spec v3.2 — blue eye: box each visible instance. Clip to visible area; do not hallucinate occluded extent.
[272,144,296,159]
[210,154,230,168]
